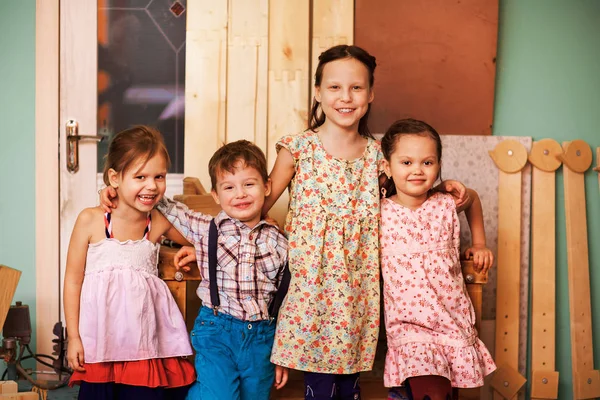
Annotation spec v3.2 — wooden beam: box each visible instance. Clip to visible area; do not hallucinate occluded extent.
[310,0,354,100]
[226,0,269,149]
[529,139,562,400]
[559,140,600,399]
[489,140,528,399]
[185,1,228,189]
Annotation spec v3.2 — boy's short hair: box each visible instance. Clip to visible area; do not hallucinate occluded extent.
[208,140,269,190]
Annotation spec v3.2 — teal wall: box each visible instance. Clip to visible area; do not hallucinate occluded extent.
[494,1,600,397]
[0,0,37,356]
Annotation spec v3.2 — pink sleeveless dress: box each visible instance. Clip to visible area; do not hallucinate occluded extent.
[77,213,192,363]
[380,193,496,388]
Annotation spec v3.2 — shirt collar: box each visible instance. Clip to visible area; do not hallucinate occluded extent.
[214,210,271,232]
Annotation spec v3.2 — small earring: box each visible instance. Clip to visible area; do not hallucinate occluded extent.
[380,187,387,198]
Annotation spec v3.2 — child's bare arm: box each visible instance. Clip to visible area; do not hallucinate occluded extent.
[461,188,494,273]
[64,209,94,372]
[262,148,295,216]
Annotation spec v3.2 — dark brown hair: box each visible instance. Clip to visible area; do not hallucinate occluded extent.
[102,125,170,186]
[381,118,442,162]
[380,118,443,197]
[208,140,268,190]
[308,45,377,139]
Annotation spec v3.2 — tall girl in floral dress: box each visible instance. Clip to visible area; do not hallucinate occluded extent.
[380,119,496,400]
[264,45,465,400]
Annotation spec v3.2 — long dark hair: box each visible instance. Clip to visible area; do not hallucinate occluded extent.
[308,45,377,139]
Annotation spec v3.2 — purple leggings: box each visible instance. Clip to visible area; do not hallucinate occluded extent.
[303,371,361,400]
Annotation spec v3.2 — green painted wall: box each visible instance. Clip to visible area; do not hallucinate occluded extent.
[494,1,600,397]
[0,0,37,361]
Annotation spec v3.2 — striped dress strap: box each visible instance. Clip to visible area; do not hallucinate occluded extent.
[103,212,151,239]
[104,212,113,239]
[143,213,152,239]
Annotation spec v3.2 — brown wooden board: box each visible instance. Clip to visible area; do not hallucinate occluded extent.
[355,0,498,134]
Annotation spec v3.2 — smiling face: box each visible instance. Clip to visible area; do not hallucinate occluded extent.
[314,57,374,132]
[211,160,271,229]
[383,133,441,207]
[109,153,168,214]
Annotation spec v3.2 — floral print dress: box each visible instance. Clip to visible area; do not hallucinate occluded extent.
[270,131,383,374]
[380,192,496,388]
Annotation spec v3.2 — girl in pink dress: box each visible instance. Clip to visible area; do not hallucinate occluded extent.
[64,126,195,399]
[379,119,496,400]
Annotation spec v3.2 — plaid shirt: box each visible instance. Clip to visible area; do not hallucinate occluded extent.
[157,197,288,321]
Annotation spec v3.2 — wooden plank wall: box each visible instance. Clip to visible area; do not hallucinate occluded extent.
[185,0,353,193]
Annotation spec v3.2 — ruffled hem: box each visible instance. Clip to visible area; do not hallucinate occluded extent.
[69,357,195,388]
[383,338,496,388]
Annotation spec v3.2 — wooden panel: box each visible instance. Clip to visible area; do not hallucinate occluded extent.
[310,0,354,100]
[226,0,269,149]
[184,1,227,189]
[0,266,21,331]
[494,171,522,368]
[561,141,600,399]
[267,0,310,167]
[529,139,561,400]
[35,0,60,371]
[267,0,310,224]
[489,140,528,399]
[355,0,498,134]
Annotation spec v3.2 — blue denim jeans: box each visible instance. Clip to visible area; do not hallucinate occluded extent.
[186,306,276,400]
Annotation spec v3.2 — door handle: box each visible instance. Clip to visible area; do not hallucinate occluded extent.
[65,119,105,173]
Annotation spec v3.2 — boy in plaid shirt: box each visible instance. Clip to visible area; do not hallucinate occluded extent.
[102,140,289,399]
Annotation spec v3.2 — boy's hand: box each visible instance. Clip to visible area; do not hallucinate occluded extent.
[273,365,289,389]
[66,336,86,372]
[99,186,118,213]
[174,246,196,271]
[465,245,494,274]
[440,180,469,209]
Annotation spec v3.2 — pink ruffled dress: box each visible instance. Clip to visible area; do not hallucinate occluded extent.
[71,214,194,388]
[380,192,496,388]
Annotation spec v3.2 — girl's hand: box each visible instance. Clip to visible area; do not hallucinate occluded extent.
[174,246,196,271]
[67,336,86,372]
[440,180,469,209]
[99,186,118,213]
[465,245,494,274]
[273,365,289,389]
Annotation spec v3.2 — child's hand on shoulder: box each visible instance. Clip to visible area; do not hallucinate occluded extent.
[273,365,289,389]
[465,245,494,274]
[440,179,469,208]
[174,246,196,271]
[99,186,118,213]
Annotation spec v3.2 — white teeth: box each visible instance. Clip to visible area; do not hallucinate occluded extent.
[338,108,353,113]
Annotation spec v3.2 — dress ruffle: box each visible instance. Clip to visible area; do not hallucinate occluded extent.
[69,357,195,388]
[384,338,496,388]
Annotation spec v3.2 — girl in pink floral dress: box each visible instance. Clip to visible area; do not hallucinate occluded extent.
[380,119,496,400]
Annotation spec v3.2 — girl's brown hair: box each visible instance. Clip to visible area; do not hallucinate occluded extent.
[308,45,377,139]
[102,125,171,186]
